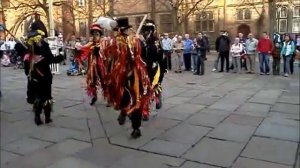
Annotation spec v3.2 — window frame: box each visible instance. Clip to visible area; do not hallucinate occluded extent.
[292,18,300,33]
[194,11,214,32]
[278,19,288,33]
[78,0,85,7]
[294,6,300,17]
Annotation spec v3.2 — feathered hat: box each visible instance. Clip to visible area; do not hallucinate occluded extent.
[90,23,103,35]
[27,14,48,45]
[141,19,156,32]
[96,17,118,31]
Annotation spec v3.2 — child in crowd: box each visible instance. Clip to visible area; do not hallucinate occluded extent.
[271,42,281,75]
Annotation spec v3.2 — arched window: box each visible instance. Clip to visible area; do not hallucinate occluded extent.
[293,6,300,33]
[276,6,288,33]
[195,12,214,32]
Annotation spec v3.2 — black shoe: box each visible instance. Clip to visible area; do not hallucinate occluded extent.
[156,94,162,109]
[131,129,141,139]
[90,97,97,106]
[118,113,126,125]
[34,116,43,126]
[45,118,53,124]
[218,70,224,72]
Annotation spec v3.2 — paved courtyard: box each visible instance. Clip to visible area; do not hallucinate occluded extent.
[1,56,299,168]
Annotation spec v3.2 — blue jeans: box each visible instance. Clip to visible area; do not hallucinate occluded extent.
[259,53,270,74]
[283,55,292,74]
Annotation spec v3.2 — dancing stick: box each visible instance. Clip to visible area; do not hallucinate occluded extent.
[136,14,148,36]
[0,24,28,49]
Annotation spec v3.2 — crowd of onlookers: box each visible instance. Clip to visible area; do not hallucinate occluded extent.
[161,31,300,77]
[1,31,299,78]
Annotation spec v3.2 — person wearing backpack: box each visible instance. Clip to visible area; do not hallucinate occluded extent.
[281,34,296,77]
[215,31,231,72]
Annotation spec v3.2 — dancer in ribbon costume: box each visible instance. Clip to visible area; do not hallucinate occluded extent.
[23,21,64,126]
[105,18,152,138]
[139,19,164,121]
[78,24,108,106]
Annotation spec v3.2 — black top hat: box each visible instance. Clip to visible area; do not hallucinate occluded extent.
[30,20,48,38]
[115,18,132,30]
[141,19,156,32]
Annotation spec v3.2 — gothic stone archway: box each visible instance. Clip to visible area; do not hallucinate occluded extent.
[237,24,251,38]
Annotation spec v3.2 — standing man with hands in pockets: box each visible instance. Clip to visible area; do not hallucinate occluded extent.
[257,32,273,75]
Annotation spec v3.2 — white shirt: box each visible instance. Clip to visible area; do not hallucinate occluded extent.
[230,43,243,57]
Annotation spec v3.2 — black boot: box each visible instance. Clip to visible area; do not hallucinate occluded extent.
[156,94,162,109]
[118,112,127,125]
[90,97,97,106]
[131,129,141,139]
[44,104,53,124]
[34,113,43,126]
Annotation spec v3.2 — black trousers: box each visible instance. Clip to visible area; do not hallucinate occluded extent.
[290,56,295,74]
[220,51,230,71]
[273,58,280,75]
[163,50,172,70]
[196,56,205,75]
[183,53,191,71]
[130,109,142,129]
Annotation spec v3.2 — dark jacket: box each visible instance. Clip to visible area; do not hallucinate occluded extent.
[215,35,231,52]
[26,40,63,83]
[197,37,208,56]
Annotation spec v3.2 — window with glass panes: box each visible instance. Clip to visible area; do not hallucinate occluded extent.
[237,9,251,20]
[276,6,288,33]
[195,12,214,32]
[293,6,300,33]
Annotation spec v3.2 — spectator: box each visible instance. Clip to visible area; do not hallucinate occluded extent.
[195,33,207,75]
[215,31,231,72]
[281,34,296,77]
[230,37,243,73]
[191,38,198,72]
[257,32,273,75]
[271,42,281,75]
[172,34,178,43]
[245,33,258,74]
[161,33,173,70]
[183,34,193,71]
[238,32,248,71]
[173,35,184,73]
[203,34,210,54]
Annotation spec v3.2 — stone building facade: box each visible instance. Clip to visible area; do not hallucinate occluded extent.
[0,0,299,41]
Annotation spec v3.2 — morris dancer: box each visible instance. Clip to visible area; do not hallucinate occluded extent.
[104,18,152,138]
[24,21,63,125]
[78,24,108,105]
[139,19,164,121]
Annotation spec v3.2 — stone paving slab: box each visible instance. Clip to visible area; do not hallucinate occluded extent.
[30,126,82,143]
[209,102,240,111]
[183,137,245,167]
[0,150,21,167]
[271,103,300,115]
[180,161,219,168]
[207,122,256,142]
[223,114,263,127]
[141,139,191,157]
[46,157,101,168]
[241,137,298,165]
[2,137,53,155]
[277,95,300,105]
[267,111,300,121]
[186,112,228,127]
[158,124,211,145]
[188,95,220,106]
[46,139,91,155]
[255,118,300,142]
[232,157,292,168]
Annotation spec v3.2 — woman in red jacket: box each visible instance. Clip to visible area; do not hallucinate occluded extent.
[257,32,273,75]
